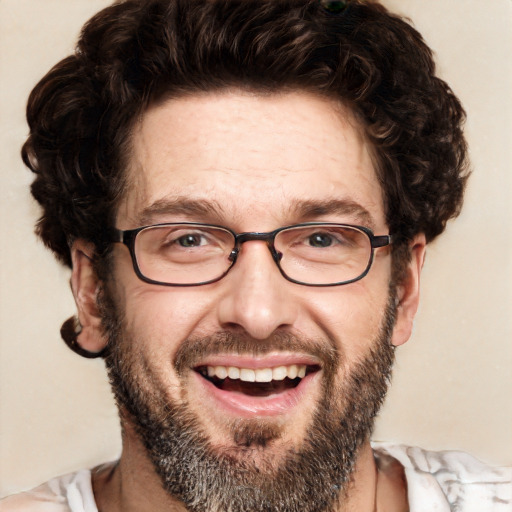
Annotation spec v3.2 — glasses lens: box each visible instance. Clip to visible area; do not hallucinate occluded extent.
[134,225,235,285]
[275,225,372,285]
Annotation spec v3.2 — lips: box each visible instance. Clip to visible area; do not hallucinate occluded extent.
[192,354,321,417]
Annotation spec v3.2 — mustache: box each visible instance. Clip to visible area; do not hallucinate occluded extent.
[173,331,340,377]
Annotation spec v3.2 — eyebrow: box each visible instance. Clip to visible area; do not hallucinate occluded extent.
[137,197,226,225]
[289,199,375,229]
[136,197,375,229]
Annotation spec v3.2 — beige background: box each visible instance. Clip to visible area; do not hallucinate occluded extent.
[1,0,511,497]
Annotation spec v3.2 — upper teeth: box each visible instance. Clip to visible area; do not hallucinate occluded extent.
[206,364,307,383]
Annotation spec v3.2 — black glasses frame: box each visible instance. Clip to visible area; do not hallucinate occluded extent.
[110,222,393,287]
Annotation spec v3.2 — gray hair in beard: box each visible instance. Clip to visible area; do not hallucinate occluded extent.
[100,287,397,512]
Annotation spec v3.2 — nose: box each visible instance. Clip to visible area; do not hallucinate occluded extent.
[216,241,299,339]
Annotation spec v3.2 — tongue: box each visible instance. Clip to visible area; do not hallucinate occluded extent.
[219,377,299,397]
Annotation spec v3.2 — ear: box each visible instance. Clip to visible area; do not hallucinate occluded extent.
[70,240,108,353]
[391,234,426,347]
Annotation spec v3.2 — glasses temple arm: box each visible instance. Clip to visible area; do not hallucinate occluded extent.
[108,228,125,243]
[371,234,393,248]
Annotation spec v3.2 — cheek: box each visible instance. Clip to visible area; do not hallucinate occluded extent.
[303,280,391,361]
[112,246,215,349]
[114,288,216,402]
[120,285,217,354]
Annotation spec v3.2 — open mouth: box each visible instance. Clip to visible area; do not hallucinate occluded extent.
[195,364,320,398]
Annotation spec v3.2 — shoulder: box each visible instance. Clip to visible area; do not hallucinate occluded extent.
[372,442,512,512]
[0,469,97,512]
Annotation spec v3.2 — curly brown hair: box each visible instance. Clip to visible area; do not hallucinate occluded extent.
[22,0,469,271]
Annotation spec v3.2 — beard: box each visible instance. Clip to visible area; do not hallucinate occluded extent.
[100,288,397,512]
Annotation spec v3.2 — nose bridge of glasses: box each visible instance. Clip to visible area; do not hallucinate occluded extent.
[230,231,282,263]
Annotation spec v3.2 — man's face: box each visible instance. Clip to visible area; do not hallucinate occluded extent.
[87,91,409,510]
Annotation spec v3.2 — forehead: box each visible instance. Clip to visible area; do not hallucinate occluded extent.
[118,90,385,230]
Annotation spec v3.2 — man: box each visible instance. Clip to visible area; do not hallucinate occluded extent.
[1,0,510,511]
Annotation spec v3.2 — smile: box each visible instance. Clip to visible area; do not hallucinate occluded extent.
[192,356,321,416]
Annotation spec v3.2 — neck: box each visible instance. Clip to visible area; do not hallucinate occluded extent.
[93,423,188,512]
[92,427,406,512]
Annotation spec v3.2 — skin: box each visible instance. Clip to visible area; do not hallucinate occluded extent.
[71,90,425,511]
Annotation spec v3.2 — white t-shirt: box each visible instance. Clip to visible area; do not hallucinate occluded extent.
[2,444,511,511]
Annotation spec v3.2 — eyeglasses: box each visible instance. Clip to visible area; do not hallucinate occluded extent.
[110,222,392,287]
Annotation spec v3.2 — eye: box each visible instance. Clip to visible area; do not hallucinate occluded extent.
[176,233,207,248]
[307,232,335,248]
